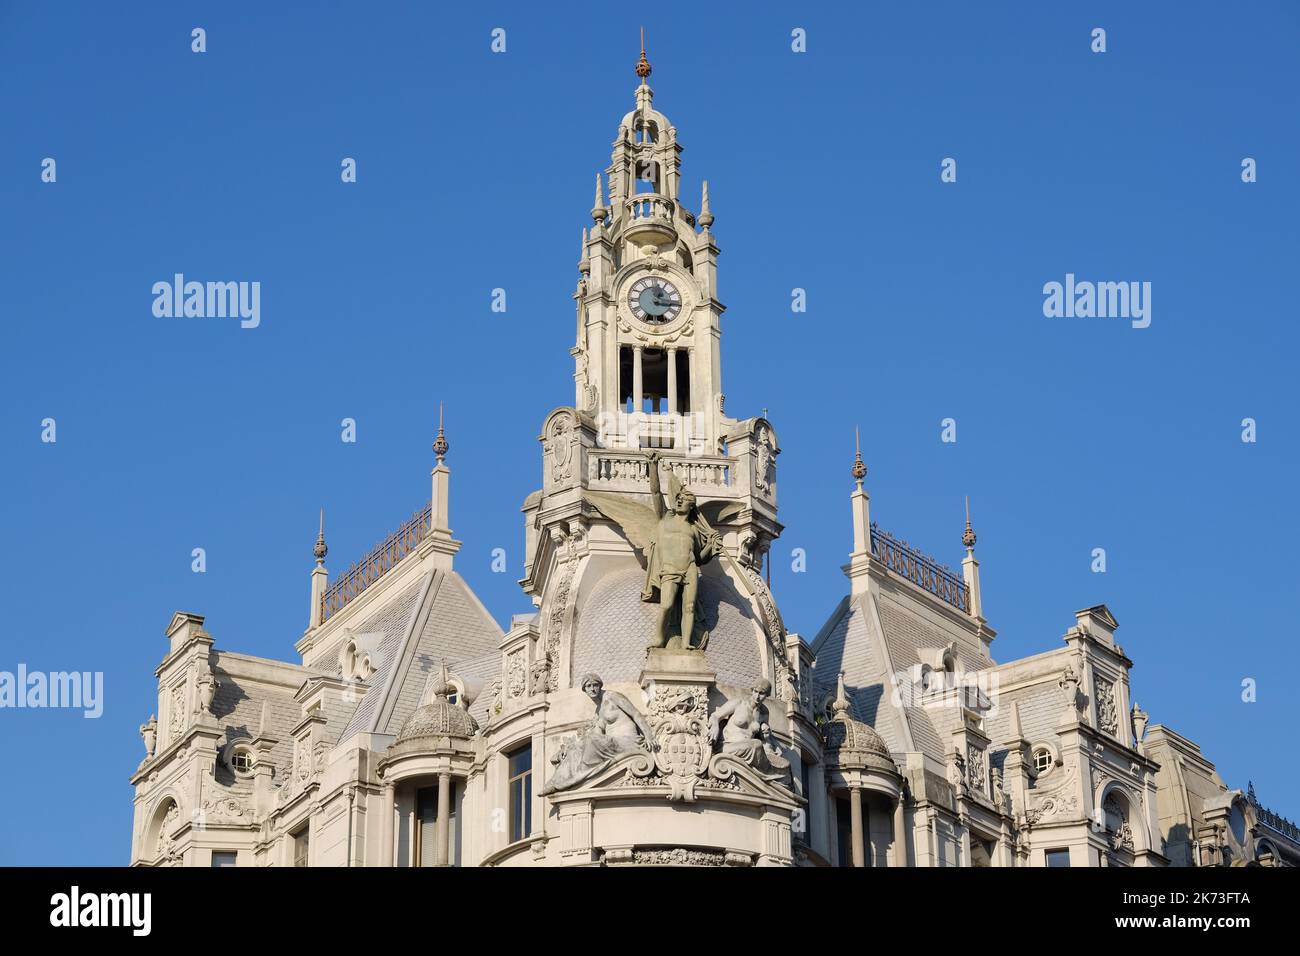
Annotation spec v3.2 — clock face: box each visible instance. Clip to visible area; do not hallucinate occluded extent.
[627,277,682,324]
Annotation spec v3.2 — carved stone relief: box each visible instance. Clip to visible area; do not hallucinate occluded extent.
[1096,678,1119,737]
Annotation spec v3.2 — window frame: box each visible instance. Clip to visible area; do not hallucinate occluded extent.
[291,825,310,868]
[507,744,533,844]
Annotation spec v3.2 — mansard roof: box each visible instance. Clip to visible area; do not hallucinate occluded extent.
[338,567,503,743]
[209,652,318,789]
[811,580,996,765]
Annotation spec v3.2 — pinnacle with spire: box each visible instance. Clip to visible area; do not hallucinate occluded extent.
[313,508,328,562]
[698,180,714,231]
[430,660,452,700]
[635,27,652,82]
[852,427,867,486]
[433,403,449,463]
[833,672,852,720]
[591,173,606,224]
[962,495,977,549]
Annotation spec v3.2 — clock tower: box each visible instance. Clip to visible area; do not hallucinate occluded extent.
[572,43,727,456]
[522,43,788,694]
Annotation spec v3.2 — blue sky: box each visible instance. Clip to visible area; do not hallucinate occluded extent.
[1,2,1296,864]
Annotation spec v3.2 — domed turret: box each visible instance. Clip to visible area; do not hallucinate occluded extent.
[395,663,477,744]
[824,672,896,774]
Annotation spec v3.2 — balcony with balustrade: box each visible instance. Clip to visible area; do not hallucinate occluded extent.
[622,193,677,245]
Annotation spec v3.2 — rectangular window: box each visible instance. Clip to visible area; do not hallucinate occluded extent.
[508,745,533,843]
[416,786,438,867]
[674,348,690,414]
[211,851,237,868]
[619,346,633,410]
[1045,848,1071,868]
[292,826,310,868]
[835,795,853,867]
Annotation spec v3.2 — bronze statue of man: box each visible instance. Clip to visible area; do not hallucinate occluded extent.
[585,451,727,651]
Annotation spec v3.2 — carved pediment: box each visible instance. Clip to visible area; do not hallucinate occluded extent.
[551,749,798,807]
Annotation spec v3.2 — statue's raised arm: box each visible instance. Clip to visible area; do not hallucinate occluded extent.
[646,450,665,519]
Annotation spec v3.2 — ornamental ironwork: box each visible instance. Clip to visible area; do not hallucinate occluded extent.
[870,523,969,613]
[321,503,431,622]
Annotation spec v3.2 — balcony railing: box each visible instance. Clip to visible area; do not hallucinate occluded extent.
[321,503,431,622]
[870,523,969,614]
[587,450,733,494]
[1248,785,1300,841]
[625,193,675,224]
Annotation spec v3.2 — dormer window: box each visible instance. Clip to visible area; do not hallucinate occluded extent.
[222,740,256,779]
[1033,747,1054,775]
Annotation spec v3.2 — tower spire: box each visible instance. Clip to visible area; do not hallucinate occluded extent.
[961,496,984,620]
[848,428,872,592]
[433,402,448,463]
[852,426,866,489]
[313,508,327,563]
[426,403,460,568]
[636,27,652,83]
[307,507,329,631]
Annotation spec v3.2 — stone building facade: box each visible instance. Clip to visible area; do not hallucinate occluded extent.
[128,55,1296,869]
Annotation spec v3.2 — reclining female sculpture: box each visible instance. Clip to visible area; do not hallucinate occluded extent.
[542,674,654,794]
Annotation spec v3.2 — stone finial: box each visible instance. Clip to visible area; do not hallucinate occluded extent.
[832,671,851,720]
[852,426,866,485]
[140,715,158,758]
[962,495,977,549]
[433,403,449,463]
[578,227,590,273]
[429,660,452,701]
[1131,702,1149,742]
[591,173,606,224]
[1009,701,1024,741]
[635,27,652,81]
[698,180,714,231]
[196,671,218,717]
[313,508,328,562]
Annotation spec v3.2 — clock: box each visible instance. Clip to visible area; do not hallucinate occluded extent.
[627,277,682,324]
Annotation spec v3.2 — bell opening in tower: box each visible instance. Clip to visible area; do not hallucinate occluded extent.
[619,346,691,418]
[635,159,660,194]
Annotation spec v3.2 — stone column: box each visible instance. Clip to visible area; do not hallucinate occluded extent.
[408,805,416,867]
[850,786,865,867]
[380,782,395,867]
[435,772,451,867]
[667,347,678,415]
[891,795,906,867]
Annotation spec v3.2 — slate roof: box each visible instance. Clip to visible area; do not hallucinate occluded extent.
[339,568,504,742]
[810,581,995,765]
[209,654,314,790]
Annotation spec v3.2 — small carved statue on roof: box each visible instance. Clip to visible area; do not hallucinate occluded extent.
[708,679,790,780]
[542,674,654,794]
